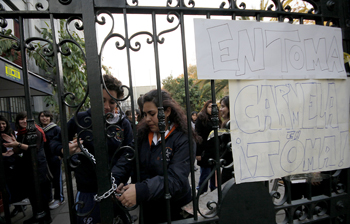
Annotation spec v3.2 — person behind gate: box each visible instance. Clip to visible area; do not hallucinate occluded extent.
[195,100,220,194]
[50,74,133,224]
[116,89,200,223]
[38,111,65,210]
[0,115,27,218]
[218,96,234,184]
[2,112,52,224]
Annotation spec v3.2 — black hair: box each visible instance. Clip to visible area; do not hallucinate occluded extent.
[220,95,230,128]
[38,110,53,125]
[0,115,13,135]
[137,95,144,121]
[137,89,201,143]
[15,111,27,130]
[197,100,212,126]
[125,110,132,117]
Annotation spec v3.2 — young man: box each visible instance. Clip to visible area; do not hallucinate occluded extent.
[50,74,133,224]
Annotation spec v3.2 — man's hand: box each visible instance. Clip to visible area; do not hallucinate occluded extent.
[61,138,83,155]
[196,156,201,161]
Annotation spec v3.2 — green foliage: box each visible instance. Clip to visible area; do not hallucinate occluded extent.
[0,29,19,61]
[162,74,210,112]
[163,64,229,112]
[27,20,89,118]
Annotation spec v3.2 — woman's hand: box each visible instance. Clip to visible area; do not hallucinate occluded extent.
[116,183,125,196]
[1,134,17,148]
[2,150,14,157]
[196,156,201,161]
[117,184,136,208]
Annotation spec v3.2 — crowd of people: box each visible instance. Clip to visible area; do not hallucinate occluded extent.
[0,74,234,224]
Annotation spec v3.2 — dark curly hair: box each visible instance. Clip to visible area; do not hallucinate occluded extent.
[103,74,124,99]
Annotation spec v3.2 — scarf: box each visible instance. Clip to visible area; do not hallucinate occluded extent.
[17,124,46,142]
[42,122,57,132]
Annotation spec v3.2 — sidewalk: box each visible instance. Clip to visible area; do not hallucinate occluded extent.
[5,172,73,224]
[2,166,202,223]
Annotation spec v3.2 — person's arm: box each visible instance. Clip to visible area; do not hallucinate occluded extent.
[135,134,191,203]
[50,117,81,157]
[2,129,43,152]
[111,118,134,186]
[2,133,28,152]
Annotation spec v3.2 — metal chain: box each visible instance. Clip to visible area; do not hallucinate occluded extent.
[80,144,97,164]
[94,175,118,202]
[78,144,118,202]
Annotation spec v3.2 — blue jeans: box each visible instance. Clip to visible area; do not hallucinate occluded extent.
[196,167,216,193]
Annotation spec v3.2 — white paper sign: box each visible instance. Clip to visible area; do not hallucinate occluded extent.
[194,19,346,80]
[229,79,350,184]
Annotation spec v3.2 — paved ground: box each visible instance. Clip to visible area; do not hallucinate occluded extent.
[1,167,285,223]
[1,167,201,224]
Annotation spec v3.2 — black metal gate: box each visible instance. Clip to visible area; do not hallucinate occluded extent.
[0,0,349,224]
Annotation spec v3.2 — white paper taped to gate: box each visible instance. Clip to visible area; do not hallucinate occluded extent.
[194,19,346,80]
[229,79,350,184]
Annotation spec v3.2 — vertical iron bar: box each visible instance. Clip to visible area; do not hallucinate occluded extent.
[210,79,222,205]
[123,8,142,223]
[285,178,293,223]
[151,11,172,224]
[206,12,222,209]
[346,169,350,222]
[82,1,114,223]
[50,14,76,224]
[19,15,45,219]
[179,11,198,221]
[0,145,11,223]
[277,0,283,22]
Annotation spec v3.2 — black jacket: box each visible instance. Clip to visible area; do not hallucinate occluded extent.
[42,124,61,163]
[220,121,233,165]
[132,128,194,222]
[17,129,49,183]
[50,109,133,192]
[195,117,216,167]
[1,130,22,180]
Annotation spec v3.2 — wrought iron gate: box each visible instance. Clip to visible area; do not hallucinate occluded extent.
[0,0,349,223]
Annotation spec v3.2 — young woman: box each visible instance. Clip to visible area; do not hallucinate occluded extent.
[117,89,198,223]
[125,110,133,123]
[195,100,219,193]
[50,74,133,224]
[219,96,234,183]
[1,112,52,224]
[38,111,64,209]
[0,115,27,217]
[191,111,197,130]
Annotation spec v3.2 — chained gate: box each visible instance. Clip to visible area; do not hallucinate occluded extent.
[0,0,350,223]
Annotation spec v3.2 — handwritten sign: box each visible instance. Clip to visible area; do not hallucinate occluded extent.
[229,79,350,184]
[194,19,346,79]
